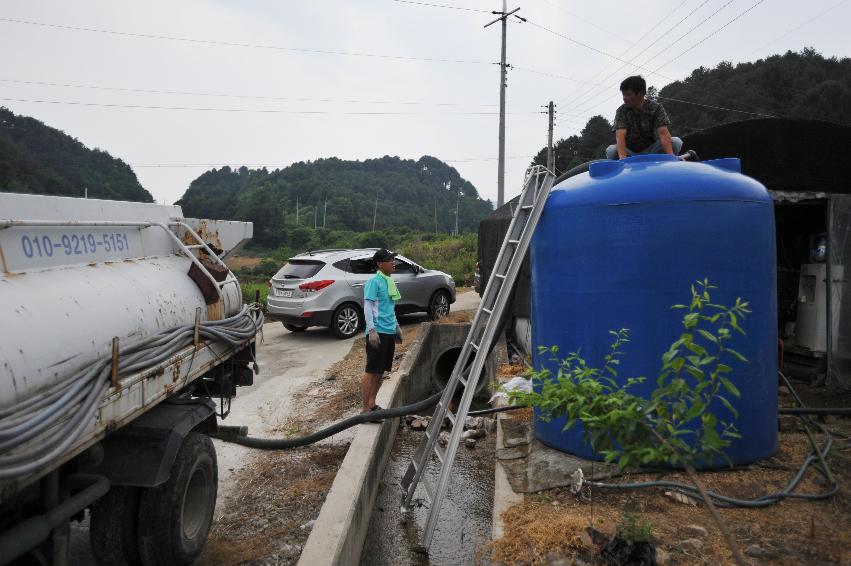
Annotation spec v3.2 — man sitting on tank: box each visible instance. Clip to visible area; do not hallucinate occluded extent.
[605,75,683,160]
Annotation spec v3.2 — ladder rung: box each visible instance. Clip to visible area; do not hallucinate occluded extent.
[482,308,492,315]
[470,342,479,351]
[446,410,456,427]
[185,244,204,249]
[495,273,506,279]
[521,204,534,210]
[423,478,435,501]
[508,239,520,245]
[434,444,446,464]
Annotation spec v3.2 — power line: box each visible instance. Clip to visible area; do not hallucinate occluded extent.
[0,16,490,65]
[130,155,537,168]
[0,96,540,115]
[0,77,500,108]
[569,0,774,122]
[537,0,634,44]
[390,0,492,13]
[651,0,769,74]
[567,0,721,112]
[523,18,676,81]
[744,0,849,59]
[657,95,776,118]
[554,0,695,110]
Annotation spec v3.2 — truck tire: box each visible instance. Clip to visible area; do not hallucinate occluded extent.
[137,433,218,566]
[90,486,143,566]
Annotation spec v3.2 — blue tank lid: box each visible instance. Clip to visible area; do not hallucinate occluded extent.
[552,155,770,207]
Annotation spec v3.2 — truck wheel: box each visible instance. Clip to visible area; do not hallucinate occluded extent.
[137,433,217,566]
[90,486,142,566]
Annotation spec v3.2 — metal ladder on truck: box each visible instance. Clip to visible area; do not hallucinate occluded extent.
[400,165,555,552]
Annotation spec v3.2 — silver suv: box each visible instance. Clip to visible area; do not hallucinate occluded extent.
[267,248,456,338]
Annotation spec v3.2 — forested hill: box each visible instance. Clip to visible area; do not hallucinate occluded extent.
[176,156,493,245]
[659,48,851,134]
[0,107,152,202]
[533,48,850,172]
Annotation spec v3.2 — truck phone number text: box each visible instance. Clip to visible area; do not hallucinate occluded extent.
[21,232,131,259]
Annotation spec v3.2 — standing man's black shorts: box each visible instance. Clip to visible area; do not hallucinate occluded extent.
[365,333,395,374]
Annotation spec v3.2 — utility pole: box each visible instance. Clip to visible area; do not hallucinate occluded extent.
[434,198,438,234]
[372,198,378,232]
[454,191,460,236]
[313,204,317,229]
[323,198,327,229]
[484,2,523,209]
[547,101,555,171]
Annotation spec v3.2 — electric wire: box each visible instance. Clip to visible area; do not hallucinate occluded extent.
[0,97,539,116]
[130,155,537,168]
[0,16,491,66]
[743,0,849,59]
[575,0,772,118]
[0,304,263,480]
[0,77,499,108]
[390,0,492,13]
[554,0,694,111]
[559,0,713,110]
[572,0,740,113]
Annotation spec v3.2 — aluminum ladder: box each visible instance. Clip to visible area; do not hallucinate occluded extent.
[400,165,555,551]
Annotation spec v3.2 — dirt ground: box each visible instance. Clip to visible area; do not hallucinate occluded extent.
[225,255,264,271]
[490,386,851,566]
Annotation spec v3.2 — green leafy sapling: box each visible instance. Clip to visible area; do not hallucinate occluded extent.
[509,280,751,470]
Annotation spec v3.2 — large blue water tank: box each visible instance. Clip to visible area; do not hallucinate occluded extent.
[530,154,777,467]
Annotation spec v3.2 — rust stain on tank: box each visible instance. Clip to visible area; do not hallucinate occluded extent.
[206,300,223,321]
[171,359,182,383]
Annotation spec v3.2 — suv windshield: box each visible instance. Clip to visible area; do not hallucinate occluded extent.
[276,260,325,279]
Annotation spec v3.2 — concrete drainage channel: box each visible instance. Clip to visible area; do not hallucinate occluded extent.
[298,322,496,566]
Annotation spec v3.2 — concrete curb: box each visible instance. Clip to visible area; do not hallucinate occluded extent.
[492,413,524,540]
[298,322,493,566]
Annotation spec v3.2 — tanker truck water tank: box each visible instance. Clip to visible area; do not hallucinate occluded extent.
[530,154,777,467]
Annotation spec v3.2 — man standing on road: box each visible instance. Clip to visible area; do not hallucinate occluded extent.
[605,75,684,160]
[362,248,403,416]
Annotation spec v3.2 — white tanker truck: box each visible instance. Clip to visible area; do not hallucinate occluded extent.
[0,193,262,565]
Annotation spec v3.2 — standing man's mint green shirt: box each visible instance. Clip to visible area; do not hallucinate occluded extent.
[364,271,400,334]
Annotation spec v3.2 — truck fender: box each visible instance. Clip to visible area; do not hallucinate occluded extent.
[89,399,217,487]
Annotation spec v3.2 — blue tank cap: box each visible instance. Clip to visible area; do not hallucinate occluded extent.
[704,158,742,173]
[588,160,625,178]
[589,154,678,179]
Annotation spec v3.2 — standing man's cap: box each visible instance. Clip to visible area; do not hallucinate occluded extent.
[373,248,397,263]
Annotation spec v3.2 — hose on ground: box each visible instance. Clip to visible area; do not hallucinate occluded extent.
[586,371,840,508]
[0,304,263,480]
[211,390,444,449]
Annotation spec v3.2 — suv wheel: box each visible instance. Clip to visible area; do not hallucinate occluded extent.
[427,290,451,321]
[331,303,362,339]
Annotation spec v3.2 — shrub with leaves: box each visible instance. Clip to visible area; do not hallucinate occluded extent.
[510,280,751,470]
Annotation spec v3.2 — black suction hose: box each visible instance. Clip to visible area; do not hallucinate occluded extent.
[211,390,443,449]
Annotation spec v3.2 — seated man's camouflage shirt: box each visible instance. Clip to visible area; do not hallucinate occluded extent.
[612,99,671,152]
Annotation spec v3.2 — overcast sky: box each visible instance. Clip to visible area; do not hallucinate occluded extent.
[1,0,849,209]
